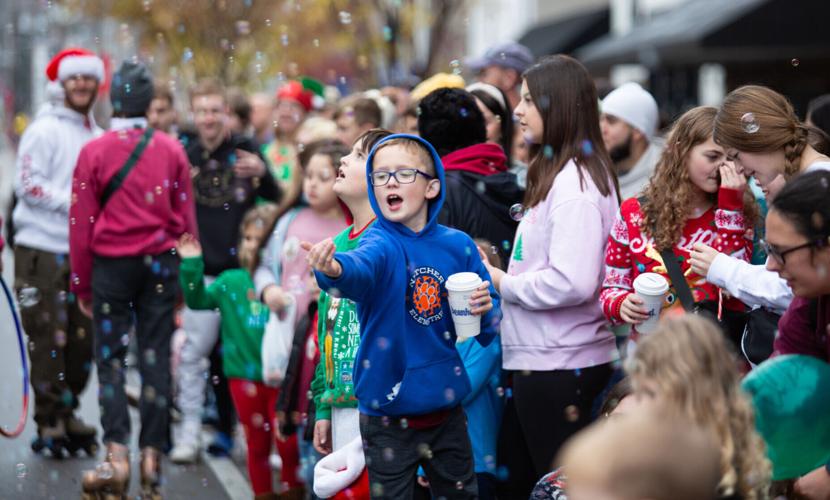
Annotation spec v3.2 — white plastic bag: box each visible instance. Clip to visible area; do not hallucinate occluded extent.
[261,296,297,386]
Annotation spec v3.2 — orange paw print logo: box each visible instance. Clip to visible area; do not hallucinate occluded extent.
[412,275,441,317]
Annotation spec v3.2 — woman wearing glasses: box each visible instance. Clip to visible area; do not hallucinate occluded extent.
[688,85,830,313]
[763,170,830,499]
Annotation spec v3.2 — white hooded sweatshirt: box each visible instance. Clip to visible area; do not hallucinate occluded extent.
[13,104,101,254]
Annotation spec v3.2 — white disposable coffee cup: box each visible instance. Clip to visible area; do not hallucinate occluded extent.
[632,273,669,334]
[446,272,483,338]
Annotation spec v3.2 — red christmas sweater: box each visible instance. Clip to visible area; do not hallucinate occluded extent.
[600,187,752,324]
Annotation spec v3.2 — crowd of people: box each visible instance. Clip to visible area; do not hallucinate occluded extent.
[2,39,830,500]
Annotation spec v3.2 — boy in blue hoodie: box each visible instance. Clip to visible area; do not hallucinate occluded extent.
[303,134,500,499]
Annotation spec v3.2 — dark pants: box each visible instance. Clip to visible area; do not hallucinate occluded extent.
[209,339,236,437]
[91,252,179,450]
[14,245,93,429]
[360,406,477,500]
[496,364,613,498]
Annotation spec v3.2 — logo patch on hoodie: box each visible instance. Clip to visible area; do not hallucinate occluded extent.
[408,266,445,325]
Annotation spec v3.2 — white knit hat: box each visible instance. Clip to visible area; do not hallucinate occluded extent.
[601,82,659,138]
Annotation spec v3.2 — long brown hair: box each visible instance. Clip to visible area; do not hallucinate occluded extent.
[642,107,758,250]
[713,85,829,178]
[625,315,771,500]
[238,203,279,274]
[522,55,619,208]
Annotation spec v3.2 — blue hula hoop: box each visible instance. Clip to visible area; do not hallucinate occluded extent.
[0,275,29,437]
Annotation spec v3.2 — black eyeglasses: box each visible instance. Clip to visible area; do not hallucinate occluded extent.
[370,168,433,186]
[762,238,826,265]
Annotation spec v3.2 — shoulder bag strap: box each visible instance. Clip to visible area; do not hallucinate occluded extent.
[638,195,696,312]
[100,127,154,208]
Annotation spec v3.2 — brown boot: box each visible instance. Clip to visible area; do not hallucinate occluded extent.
[80,442,130,499]
[253,494,279,500]
[276,486,306,500]
[139,447,163,500]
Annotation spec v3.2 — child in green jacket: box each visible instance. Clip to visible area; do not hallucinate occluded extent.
[309,130,391,497]
[176,204,300,497]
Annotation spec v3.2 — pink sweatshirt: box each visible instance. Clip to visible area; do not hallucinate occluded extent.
[500,160,619,371]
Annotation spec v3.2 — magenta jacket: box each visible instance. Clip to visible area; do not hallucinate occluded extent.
[773,295,830,362]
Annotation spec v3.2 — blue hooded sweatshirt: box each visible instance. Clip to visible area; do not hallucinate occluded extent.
[315,134,501,417]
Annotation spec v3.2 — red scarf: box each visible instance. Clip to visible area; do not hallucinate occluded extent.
[441,143,507,176]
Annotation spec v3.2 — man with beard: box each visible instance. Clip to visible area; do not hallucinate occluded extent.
[13,47,103,456]
[600,82,663,200]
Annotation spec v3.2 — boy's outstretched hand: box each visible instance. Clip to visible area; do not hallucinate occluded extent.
[301,238,342,278]
[176,233,202,258]
[470,280,493,316]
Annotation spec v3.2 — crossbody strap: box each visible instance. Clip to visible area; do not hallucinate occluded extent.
[659,248,696,312]
[100,127,154,208]
[637,196,696,312]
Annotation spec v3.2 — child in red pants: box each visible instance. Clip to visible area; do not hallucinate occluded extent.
[177,206,300,498]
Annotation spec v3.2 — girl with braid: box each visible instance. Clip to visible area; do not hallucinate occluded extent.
[688,86,830,318]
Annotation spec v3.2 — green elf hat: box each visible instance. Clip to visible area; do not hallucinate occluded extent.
[300,76,326,110]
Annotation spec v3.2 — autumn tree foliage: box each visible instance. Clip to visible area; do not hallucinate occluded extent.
[66,0,465,91]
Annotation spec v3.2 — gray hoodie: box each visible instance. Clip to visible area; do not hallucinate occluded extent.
[617,137,664,200]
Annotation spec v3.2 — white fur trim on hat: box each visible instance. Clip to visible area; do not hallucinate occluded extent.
[313,436,365,498]
[601,82,659,138]
[58,55,105,81]
[466,82,507,113]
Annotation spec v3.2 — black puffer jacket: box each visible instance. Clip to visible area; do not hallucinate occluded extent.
[438,143,524,268]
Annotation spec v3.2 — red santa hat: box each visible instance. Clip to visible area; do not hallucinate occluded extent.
[313,436,368,499]
[276,80,313,112]
[45,48,105,82]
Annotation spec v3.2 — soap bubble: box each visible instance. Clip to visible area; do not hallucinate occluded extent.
[16,463,26,479]
[236,20,251,35]
[564,404,580,422]
[95,463,113,480]
[741,112,760,134]
[543,144,554,159]
[18,287,41,308]
[791,58,800,67]
[581,140,594,156]
[338,11,352,24]
[509,203,526,221]
[182,48,193,64]
[382,448,394,461]
[450,59,462,75]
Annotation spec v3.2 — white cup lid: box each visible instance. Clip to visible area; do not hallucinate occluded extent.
[446,272,482,291]
[633,272,669,295]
